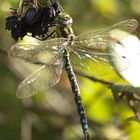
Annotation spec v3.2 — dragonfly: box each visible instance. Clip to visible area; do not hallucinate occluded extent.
[8,11,138,140]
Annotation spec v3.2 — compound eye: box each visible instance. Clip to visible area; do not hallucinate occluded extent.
[58,19,67,27]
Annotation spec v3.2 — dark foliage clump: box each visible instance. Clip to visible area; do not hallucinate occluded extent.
[5,2,61,41]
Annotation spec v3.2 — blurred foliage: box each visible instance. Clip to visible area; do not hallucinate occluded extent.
[0,0,140,140]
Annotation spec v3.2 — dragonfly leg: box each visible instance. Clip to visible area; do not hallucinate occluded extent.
[63,49,89,139]
[44,30,56,39]
[34,30,56,40]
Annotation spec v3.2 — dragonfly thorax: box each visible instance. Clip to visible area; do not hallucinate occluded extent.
[54,13,75,38]
[55,13,73,27]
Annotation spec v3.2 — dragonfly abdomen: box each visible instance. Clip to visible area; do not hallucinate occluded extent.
[63,49,89,139]
[63,49,79,92]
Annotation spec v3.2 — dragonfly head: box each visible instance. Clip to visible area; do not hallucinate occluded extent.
[54,13,73,27]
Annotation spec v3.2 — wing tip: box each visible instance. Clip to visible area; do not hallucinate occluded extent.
[128,19,139,28]
[131,18,138,24]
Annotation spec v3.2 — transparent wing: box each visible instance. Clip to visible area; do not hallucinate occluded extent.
[75,19,138,40]
[8,36,66,65]
[9,57,44,80]
[16,58,63,99]
[8,36,66,98]
[70,19,138,81]
[73,19,138,53]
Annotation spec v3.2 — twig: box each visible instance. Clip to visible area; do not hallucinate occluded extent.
[31,0,38,7]
[74,69,140,93]
[74,70,113,87]
[75,69,140,119]
[18,0,25,15]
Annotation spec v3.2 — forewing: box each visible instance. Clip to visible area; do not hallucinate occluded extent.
[16,58,63,99]
[8,36,66,64]
[75,19,138,40]
[73,19,138,52]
